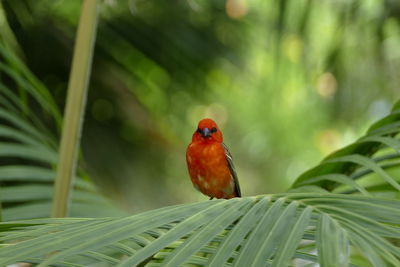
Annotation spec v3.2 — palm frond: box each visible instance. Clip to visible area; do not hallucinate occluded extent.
[292,102,400,197]
[0,194,398,266]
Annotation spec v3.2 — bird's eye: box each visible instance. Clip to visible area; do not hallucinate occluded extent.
[210,127,217,133]
[196,128,201,133]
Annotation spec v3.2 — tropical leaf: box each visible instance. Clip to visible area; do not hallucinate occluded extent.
[0,194,399,266]
[0,42,126,220]
[292,99,400,197]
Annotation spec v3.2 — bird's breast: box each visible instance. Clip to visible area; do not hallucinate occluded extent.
[186,142,234,198]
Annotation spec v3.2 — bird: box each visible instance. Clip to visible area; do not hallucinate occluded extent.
[186,118,241,199]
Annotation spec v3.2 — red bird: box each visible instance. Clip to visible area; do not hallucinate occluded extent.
[186,118,241,199]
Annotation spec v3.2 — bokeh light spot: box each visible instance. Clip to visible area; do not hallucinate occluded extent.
[204,103,228,125]
[187,103,228,126]
[315,129,341,155]
[225,0,248,19]
[283,35,303,63]
[316,72,337,99]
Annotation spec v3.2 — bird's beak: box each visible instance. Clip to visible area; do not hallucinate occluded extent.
[201,127,211,138]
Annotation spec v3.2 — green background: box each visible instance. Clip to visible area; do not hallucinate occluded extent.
[1,0,399,212]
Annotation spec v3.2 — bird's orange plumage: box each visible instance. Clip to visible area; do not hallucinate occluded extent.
[186,118,241,199]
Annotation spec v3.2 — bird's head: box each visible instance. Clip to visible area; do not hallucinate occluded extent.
[192,118,223,143]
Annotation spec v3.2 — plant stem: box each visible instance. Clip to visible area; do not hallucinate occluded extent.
[51,0,100,217]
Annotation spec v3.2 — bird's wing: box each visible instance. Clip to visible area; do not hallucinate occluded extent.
[222,143,241,197]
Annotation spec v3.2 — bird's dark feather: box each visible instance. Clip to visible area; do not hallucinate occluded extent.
[222,143,241,197]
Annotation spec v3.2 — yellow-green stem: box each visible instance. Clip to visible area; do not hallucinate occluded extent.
[51,0,100,217]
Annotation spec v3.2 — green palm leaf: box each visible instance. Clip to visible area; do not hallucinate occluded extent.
[293,100,400,197]
[0,194,398,266]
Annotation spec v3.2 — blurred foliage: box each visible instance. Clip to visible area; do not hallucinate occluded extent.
[1,0,400,212]
[0,40,126,219]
